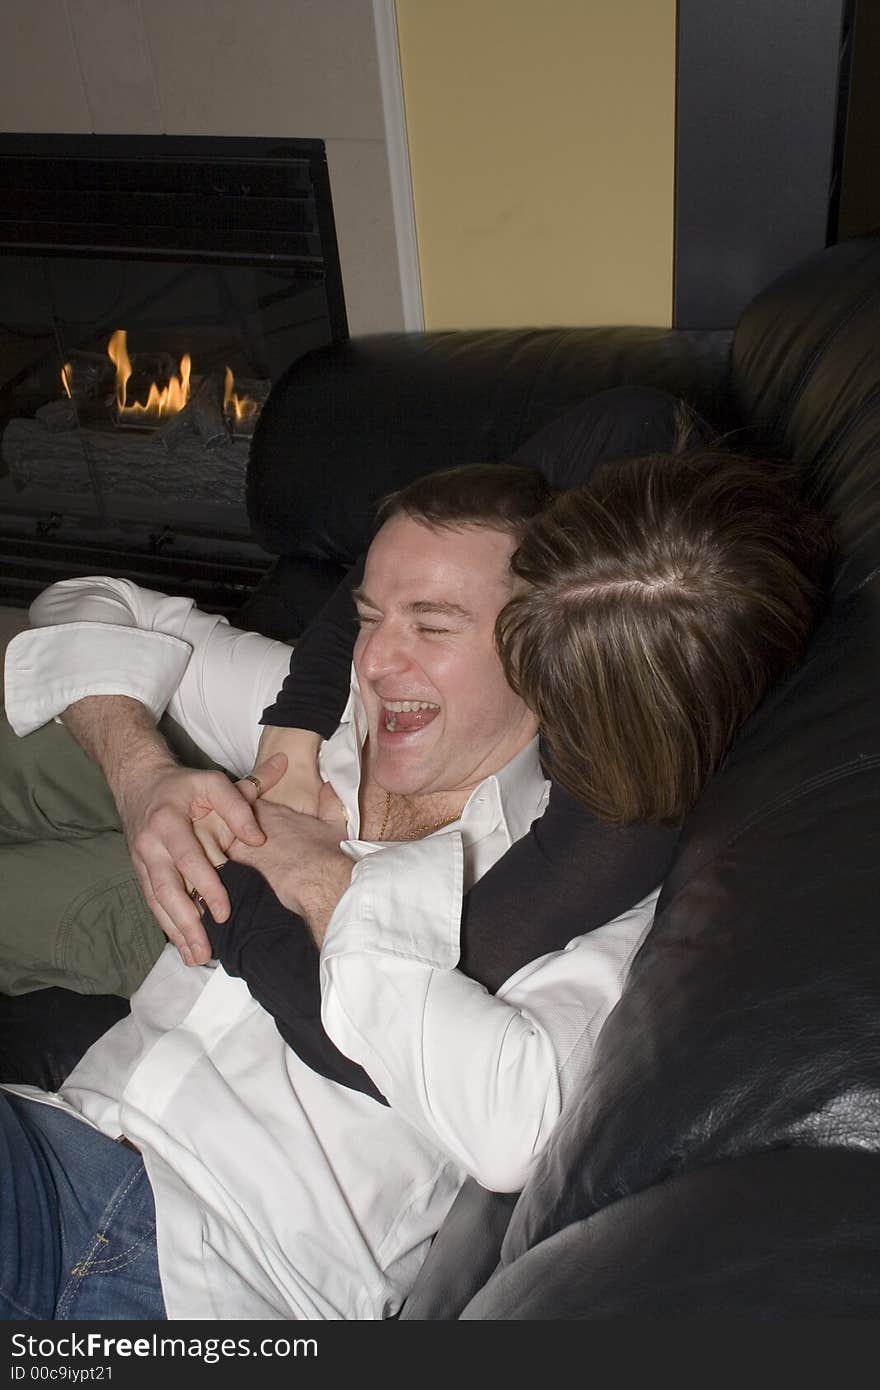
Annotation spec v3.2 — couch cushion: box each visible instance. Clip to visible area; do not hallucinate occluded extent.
[462,1149,880,1318]
[0,988,129,1091]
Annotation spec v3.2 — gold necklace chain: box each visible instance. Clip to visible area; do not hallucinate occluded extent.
[377,788,460,841]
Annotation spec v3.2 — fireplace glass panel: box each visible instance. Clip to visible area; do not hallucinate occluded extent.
[0,133,347,612]
[0,252,329,534]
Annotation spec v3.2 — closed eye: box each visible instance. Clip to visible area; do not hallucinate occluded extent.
[417,625,452,635]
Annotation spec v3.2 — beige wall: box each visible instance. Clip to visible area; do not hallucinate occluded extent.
[0,0,407,334]
[395,0,676,329]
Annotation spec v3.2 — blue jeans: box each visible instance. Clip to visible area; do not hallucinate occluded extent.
[0,1093,165,1320]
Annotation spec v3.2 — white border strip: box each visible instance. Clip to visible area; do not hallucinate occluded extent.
[372,0,424,330]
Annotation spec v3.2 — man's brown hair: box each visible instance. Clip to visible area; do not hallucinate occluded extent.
[376,462,553,542]
[497,447,833,826]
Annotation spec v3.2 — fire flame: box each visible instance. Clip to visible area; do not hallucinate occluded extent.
[223,366,259,424]
[59,331,258,432]
[107,329,191,420]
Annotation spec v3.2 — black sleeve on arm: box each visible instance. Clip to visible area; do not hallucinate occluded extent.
[508,386,699,488]
[260,554,366,738]
[204,861,387,1105]
[459,779,680,992]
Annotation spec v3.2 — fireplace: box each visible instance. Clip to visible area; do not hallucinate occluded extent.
[0,134,347,615]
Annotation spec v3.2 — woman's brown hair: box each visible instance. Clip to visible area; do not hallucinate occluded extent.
[496,446,833,826]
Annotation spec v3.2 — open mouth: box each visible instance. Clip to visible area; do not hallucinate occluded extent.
[382,699,440,733]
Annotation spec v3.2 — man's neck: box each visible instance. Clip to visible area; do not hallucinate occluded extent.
[358,773,468,842]
[327,690,539,843]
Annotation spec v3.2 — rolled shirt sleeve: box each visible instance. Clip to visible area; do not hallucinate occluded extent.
[4,576,293,777]
[321,833,658,1193]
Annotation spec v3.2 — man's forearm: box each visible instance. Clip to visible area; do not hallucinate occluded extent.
[61,694,177,815]
[293,867,352,950]
[58,693,277,963]
[7,574,292,775]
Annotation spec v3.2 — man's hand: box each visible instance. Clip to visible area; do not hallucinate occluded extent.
[60,693,290,966]
[116,752,288,964]
[227,787,352,947]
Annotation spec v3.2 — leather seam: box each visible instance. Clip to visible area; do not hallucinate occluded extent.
[777,283,880,433]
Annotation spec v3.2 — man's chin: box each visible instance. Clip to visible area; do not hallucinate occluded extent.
[375,769,436,798]
[372,749,440,799]
[371,726,434,784]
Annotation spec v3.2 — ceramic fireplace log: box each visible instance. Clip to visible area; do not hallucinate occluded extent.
[155,373,230,452]
[62,351,115,402]
[2,417,248,505]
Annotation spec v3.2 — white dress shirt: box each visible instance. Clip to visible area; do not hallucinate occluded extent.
[3,577,658,1320]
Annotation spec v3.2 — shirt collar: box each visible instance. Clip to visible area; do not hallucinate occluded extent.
[458,735,546,849]
[317,677,365,835]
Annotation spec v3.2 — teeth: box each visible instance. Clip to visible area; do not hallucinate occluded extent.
[383,700,439,712]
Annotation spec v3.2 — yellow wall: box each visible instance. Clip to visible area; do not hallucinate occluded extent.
[394,0,676,329]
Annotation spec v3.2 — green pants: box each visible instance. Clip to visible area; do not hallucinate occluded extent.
[0,711,218,998]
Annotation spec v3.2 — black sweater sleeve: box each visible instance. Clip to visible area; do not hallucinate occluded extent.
[260,554,365,738]
[204,861,386,1104]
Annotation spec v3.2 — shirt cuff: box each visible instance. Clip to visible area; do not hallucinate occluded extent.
[4,624,192,736]
[322,829,464,970]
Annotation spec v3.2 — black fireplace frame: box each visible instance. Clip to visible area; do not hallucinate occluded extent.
[0,132,348,616]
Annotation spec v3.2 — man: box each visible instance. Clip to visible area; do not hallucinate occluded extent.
[1,464,657,1320]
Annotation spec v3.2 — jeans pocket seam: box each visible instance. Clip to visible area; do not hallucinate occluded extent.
[56,1164,145,1314]
[74,1226,156,1275]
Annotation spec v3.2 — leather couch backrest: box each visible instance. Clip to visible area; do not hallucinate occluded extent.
[247,326,732,566]
[731,234,880,598]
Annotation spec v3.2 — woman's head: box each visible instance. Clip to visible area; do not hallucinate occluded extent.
[497,447,833,825]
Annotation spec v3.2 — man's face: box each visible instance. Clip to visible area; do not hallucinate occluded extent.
[353,514,538,799]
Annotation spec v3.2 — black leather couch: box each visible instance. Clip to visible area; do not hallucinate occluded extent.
[5,233,880,1317]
